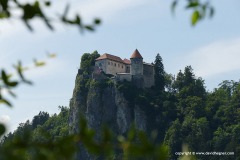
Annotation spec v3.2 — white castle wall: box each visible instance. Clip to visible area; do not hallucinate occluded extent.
[95,55,155,88]
[95,59,126,75]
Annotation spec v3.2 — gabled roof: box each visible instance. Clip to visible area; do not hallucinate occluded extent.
[123,58,131,64]
[130,49,143,59]
[95,53,124,63]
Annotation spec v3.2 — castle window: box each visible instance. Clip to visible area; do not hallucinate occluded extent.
[108,62,110,65]
[122,65,123,68]
[114,63,116,66]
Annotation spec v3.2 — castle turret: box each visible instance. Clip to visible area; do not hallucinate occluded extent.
[130,49,143,75]
[130,49,144,88]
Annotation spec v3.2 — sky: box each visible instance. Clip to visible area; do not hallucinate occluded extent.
[1,0,240,132]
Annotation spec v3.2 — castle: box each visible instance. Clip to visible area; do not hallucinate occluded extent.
[95,49,154,88]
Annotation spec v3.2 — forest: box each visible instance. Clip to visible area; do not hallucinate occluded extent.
[0,53,239,160]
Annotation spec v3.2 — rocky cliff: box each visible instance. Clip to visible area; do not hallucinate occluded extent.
[69,71,157,159]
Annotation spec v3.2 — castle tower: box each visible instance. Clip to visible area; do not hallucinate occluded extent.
[130,49,143,75]
[130,49,144,88]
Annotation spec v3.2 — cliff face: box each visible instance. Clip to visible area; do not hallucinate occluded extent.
[69,72,149,159]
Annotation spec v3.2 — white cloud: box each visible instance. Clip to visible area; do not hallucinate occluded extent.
[185,38,240,78]
[0,115,11,124]
[69,0,151,21]
[0,0,165,43]
[0,0,153,39]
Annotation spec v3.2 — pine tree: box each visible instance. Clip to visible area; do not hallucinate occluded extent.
[154,53,165,91]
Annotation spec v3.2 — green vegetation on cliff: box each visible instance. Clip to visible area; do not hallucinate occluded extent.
[1,53,240,160]
[80,51,100,74]
[0,107,71,159]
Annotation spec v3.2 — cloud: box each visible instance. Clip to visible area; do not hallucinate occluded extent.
[186,38,240,78]
[69,0,151,21]
[0,0,152,39]
[0,115,11,124]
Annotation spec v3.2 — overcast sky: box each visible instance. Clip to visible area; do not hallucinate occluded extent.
[1,0,240,132]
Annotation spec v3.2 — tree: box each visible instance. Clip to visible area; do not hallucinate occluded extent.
[212,127,230,151]
[154,53,165,91]
[0,110,170,160]
[80,51,100,74]
[182,117,211,152]
[32,111,50,129]
[174,66,206,99]
[164,119,182,160]
[174,70,185,91]
[0,1,232,159]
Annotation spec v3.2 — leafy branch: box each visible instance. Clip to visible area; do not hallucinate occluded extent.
[172,0,215,26]
[0,53,56,107]
[0,0,101,32]
[0,117,169,160]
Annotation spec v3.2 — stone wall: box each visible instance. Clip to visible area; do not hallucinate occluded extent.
[95,58,155,88]
[116,73,132,82]
[126,64,130,73]
[130,58,143,75]
[95,59,107,73]
[143,63,154,88]
[132,75,144,88]
[95,59,126,75]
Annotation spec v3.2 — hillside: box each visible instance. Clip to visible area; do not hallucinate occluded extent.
[0,52,239,160]
[69,52,240,160]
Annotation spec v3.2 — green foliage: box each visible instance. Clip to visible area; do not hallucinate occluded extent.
[61,5,101,32]
[164,119,182,160]
[117,128,169,159]
[0,107,75,159]
[0,1,222,159]
[182,117,211,152]
[164,73,175,93]
[162,68,240,159]
[154,53,165,92]
[91,78,115,89]
[0,62,30,107]
[174,66,206,99]
[0,0,101,32]
[0,54,57,107]
[73,74,89,97]
[2,58,240,159]
[171,0,215,26]
[32,111,50,129]
[0,0,214,36]
[0,123,5,136]
[0,109,170,160]
[116,80,140,104]
[80,51,100,74]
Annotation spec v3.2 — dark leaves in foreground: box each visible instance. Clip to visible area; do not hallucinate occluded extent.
[0,117,169,160]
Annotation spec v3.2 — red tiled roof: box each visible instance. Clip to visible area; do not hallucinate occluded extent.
[130,49,143,59]
[123,58,131,64]
[95,53,124,63]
